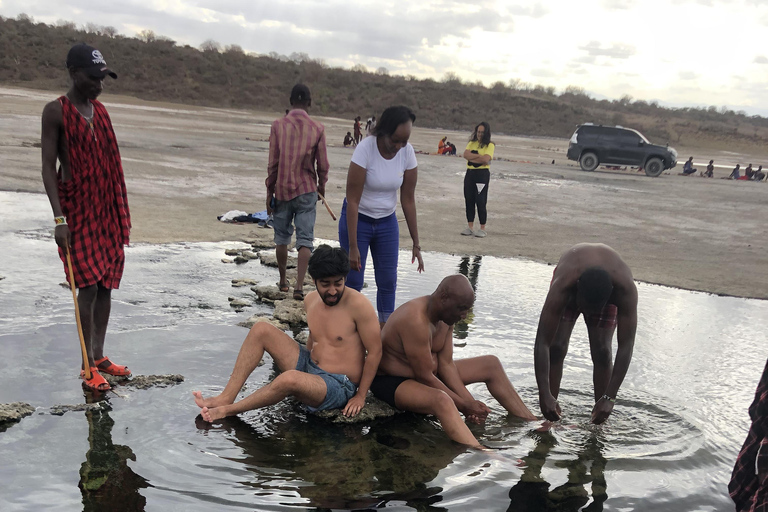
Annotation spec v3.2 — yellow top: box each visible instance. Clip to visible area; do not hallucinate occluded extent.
[465,141,495,170]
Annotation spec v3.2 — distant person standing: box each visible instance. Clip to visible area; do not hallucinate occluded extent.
[353,116,362,145]
[461,122,495,238]
[533,243,638,425]
[266,84,329,301]
[340,106,424,325]
[41,43,132,392]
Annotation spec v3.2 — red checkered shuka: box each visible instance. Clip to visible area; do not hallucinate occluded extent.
[57,95,131,289]
[730,360,768,512]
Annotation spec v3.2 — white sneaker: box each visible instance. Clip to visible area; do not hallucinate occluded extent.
[460,228,474,236]
[474,229,487,238]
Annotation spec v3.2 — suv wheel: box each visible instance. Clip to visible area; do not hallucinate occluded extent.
[579,152,599,172]
[644,157,664,177]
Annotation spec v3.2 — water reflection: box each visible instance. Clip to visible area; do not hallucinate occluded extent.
[508,430,607,512]
[195,403,463,510]
[79,393,150,511]
[454,255,482,341]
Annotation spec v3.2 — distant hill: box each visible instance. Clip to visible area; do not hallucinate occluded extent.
[3,14,768,151]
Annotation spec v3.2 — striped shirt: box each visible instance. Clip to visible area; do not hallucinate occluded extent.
[265,109,329,201]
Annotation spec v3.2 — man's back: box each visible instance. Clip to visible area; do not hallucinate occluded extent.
[267,110,329,201]
[305,287,372,384]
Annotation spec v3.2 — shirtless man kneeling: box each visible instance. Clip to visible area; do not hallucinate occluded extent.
[194,245,381,421]
[370,275,536,448]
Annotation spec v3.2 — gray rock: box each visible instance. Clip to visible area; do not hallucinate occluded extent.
[242,250,259,260]
[232,278,258,287]
[234,255,249,264]
[294,330,309,345]
[286,269,315,287]
[251,240,275,250]
[49,402,104,416]
[251,285,289,301]
[313,395,400,423]
[103,374,185,390]
[224,249,241,256]
[0,402,35,424]
[258,251,297,268]
[238,315,290,330]
[221,258,233,264]
[273,299,307,326]
[229,298,251,308]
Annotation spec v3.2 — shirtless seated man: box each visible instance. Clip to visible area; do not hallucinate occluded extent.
[194,245,381,421]
[534,243,638,425]
[370,275,536,449]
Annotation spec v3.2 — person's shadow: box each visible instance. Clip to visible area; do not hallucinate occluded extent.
[79,392,151,511]
[507,430,607,512]
[454,255,482,341]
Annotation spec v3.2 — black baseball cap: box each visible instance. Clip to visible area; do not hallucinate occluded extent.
[290,84,311,103]
[66,43,118,79]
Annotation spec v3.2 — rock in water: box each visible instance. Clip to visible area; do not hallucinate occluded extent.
[238,315,290,331]
[294,330,309,345]
[103,374,185,390]
[313,396,400,423]
[232,278,258,287]
[229,298,251,308]
[273,299,307,326]
[258,251,297,268]
[224,249,241,256]
[49,402,105,416]
[233,255,249,264]
[0,402,35,424]
[251,284,289,301]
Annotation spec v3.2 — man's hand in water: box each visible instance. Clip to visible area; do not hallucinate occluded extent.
[590,396,614,424]
[539,394,562,422]
[342,393,366,417]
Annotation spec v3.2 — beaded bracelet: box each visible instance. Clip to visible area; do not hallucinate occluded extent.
[600,394,616,403]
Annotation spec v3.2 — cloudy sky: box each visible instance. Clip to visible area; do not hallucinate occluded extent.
[2,0,768,115]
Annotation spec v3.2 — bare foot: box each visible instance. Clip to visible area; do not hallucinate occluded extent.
[200,406,227,423]
[192,390,231,409]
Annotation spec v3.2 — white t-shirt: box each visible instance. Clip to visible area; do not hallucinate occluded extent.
[350,136,418,219]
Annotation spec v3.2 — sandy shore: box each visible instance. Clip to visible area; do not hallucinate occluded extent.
[1,85,766,299]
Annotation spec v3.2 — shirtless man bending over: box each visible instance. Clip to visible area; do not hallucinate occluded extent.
[194,245,381,421]
[370,275,536,449]
[534,243,638,425]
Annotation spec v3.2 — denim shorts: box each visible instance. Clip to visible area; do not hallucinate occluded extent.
[295,346,357,411]
[273,191,317,249]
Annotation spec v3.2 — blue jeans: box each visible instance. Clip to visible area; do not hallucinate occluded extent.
[339,199,399,322]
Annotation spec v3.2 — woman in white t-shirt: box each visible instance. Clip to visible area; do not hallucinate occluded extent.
[339,106,424,324]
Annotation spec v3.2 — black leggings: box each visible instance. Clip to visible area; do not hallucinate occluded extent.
[464,168,490,225]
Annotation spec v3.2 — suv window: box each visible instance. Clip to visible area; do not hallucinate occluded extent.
[616,131,641,144]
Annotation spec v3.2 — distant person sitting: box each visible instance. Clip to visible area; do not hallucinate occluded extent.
[724,164,741,180]
[343,132,355,147]
[745,164,755,180]
[680,157,697,176]
[754,165,766,182]
[446,142,457,156]
[438,136,447,155]
[700,160,714,178]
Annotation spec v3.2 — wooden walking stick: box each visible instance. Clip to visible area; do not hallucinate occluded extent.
[317,192,336,221]
[65,247,91,379]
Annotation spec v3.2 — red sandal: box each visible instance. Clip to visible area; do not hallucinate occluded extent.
[95,356,131,377]
[80,367,111,391]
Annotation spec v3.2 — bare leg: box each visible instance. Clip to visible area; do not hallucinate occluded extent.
[294,246,311,294]
[455,356,537,420]
[193,322,301,409]
[276,245,289,289]
[549,319,577,398]
[91,285,111,362]
[201,370,327,422]
[586,322,616,400]
[467,222,474,230]
[77,284,99,368]
[393,380,482,447]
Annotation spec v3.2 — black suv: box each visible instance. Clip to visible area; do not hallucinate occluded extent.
[566,124,677,177]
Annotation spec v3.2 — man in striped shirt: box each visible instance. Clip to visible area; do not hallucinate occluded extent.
[266,84,330,301]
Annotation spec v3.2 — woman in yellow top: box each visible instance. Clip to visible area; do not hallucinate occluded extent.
[461,122,494,238]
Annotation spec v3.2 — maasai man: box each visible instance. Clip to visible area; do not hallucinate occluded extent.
[41,43,131,391]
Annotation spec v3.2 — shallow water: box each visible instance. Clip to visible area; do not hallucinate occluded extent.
[1,191,766,511]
